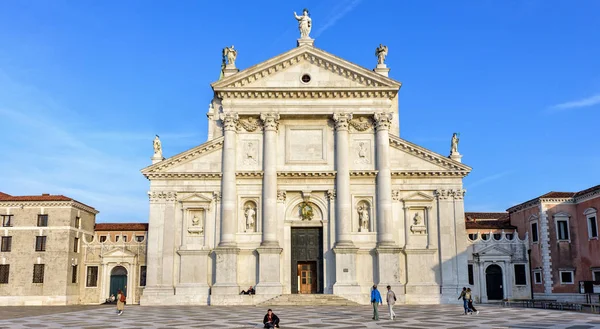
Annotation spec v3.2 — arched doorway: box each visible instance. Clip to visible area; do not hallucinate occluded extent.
[110,266,128,298]
[486,264,504,300]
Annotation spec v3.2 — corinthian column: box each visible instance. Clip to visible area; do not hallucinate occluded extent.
[260,112,280,247]
[219,112,239,247]
[333,113,354,247]
[374,112,394,246]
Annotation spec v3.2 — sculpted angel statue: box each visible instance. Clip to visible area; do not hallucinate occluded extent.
[294,8,312,39]
[223,45,237,66]
[451,132,460,154]
[153,135,162,156]
[375,44,388,65]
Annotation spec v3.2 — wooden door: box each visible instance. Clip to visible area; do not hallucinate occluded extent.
[486,264,504,300]
[291,228,323,294]
[298,262,317,294]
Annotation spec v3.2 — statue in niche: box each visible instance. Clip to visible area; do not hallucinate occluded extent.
[451,132,460,154]
[223,45,237,67]
[188,212,204,235]
[293,8,312,39]
[358,204,370,232]
[410,211,426,234]
[244,142,257,165]
[153,135,162,157]
[245,204,256,232]
[413,212,423,226]
[299,202,313,221]
[375,44,388,65]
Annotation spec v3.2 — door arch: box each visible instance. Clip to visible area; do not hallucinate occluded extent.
[110,266,128,299]
[485,264,504,300]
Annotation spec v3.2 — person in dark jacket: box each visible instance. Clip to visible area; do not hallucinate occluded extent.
[263,309,280,328]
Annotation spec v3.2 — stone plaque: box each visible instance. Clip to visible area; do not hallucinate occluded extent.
[286,127,326,163]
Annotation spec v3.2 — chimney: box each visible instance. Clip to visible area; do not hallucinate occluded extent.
[42,193,50,196]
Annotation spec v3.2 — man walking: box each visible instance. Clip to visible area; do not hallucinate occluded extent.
[371,285,383,320]
[386,285,396,320]
[458,287,471,314]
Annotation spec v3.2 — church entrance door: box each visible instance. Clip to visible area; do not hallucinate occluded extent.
[486,264,504,300]
[291,227,323,294]
[110,266,128,298]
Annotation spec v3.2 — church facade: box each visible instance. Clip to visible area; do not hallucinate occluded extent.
[140,31,472,305]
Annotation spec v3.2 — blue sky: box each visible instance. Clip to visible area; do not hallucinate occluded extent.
[1,0,599,222]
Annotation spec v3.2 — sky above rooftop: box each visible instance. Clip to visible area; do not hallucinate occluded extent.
[0,0,599,222]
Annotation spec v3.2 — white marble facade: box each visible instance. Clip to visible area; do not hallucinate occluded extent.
[140,39,472,305]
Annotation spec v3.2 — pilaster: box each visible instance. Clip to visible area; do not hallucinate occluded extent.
[219,112,239,247]
[374,112,395,246]
[260,112,280,247]
[332,113,354,247]
[175,249,210,304]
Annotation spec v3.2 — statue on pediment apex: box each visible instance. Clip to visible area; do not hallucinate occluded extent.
[294,8,312,39]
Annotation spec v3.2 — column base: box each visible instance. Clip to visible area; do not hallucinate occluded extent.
[174,283,210,305]
[212,247,240,296]
[376,246,403,292]
[256,247,283,295]
[140,286,175,305]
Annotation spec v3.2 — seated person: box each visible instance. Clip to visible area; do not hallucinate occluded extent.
[109,294,116,302]
[241,286,255,295]
[263,309,280,328]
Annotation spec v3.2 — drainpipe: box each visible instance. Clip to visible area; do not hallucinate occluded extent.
[528,249,534,300]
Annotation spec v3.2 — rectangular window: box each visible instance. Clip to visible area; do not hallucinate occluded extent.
[589,216,598,239]
[1,236,11,252]
[86,266,98,287]
[531,222,539,243]
[514,264,527,285]
[71,265,78,283]
[1,215,13,227]
[37,214,48,227]
[557,220,569,241]
[135,235,144,242]
[123,235,128,242]
[99,235,107,243]
[593,271,600,282]
[140,266,147,286]
[560,270,574,284]
[35,236,47,251]
[115,236,120,242]
[33,264,45,283]
[75,216,80,228]
[467,264,474,285]
[0,264,9,284]
[73,238,79,253]
[534,271,542,284]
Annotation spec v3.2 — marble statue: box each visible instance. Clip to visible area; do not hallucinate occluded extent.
[245,204,256,231]
[294,9,312,39]
[413,212,423,226]
[359,205,370,231]
[375,44,388,65]
[192,215,200,226]
[153,135,162,156]
[358,142,367,158]
[300,202,313,221]
[451,133,460,154]
[188,213,204,234]
[223,46,237,66]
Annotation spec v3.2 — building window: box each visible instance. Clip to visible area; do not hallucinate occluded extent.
[514,264,527,285]
[560,270,574,284]
[135,235,145,242]
[86,266,98,287]
[123,235,128,242]
[556,218,570,241]
[115,236,120,242]
[584,209,598,239]
[505,233,514,240]
[468,264,474,285]
[1,236,12,252]
[593,270,600,282]
[33,264,45,283]
[99,235,107,243]
[37,214,48,227]
[493,233,502,240]
[35,236,47,251]
[0,264,9,284]
[140,266,147,286]
[481,234,490,241]
[534,271,542,284]
[75,216,80,228]
[71,265,78,283]
[531,222,539,243]
[1,215,13,227]
[73,238,79,253]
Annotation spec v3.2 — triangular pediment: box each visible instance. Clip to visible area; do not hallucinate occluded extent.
[180,193,213,203]
[402,192,435,202]
[141,136,224,177]
[478,244,513,257]
[104,248,137,258]
[389,135,472,176]
[211,45,401,94]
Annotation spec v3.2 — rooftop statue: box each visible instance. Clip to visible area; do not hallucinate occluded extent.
[375,44,388,65]
[294,8,312,39]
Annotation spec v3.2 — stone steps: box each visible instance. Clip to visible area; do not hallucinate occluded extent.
[259,294,360,306]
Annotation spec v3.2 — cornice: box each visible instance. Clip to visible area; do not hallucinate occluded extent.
[350,171,378,177]
[575,188,600,203]
[236,172,263,178]
[389,135,471,173]
[392,170,469,178]
[0,201,99,214]
[277,171,336,178]
[215,89,397,100]
[142,137,224,175]
[145,172,222,180]
[540,198,575,204]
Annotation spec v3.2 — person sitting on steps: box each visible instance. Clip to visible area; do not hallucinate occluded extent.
[263,309,280,328]
[240,286,255,295]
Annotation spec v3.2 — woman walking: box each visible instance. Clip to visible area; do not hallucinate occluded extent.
[466,288,479,314]
[116,289,126,315]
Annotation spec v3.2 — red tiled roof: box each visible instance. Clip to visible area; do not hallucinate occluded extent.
[539,191,575,199]
[95,223,149,231]
[465,212,509,221]
[0,192,96,210]
[464,212,515,230]
[574,184,600,198]
[466,220,516,230]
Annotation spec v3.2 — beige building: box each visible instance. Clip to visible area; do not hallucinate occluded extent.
[0,192,98,305]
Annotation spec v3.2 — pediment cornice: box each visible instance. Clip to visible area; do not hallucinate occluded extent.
[389,135,471,173]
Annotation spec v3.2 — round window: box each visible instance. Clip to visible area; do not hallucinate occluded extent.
[301,74,311,83]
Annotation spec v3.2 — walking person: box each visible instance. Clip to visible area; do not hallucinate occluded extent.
[466,288,479,314]
[116,289,126,316]
[371,285,383,320]
[458,287,471,315]
[386,285,397,320]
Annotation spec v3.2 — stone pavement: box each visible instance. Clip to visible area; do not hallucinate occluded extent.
[0,304,599,329]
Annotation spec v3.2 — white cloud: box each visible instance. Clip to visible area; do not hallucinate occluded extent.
[550,93,600,111]
[313,0,363,38]
[466,171,513,189]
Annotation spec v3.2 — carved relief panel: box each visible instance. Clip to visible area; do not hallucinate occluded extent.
[237,138,262,170]
[187,209,205,235]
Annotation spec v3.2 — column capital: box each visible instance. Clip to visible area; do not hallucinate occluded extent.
[452,189,466,200]
[373,112,393,131]
[220,112,239,131]
[326,189,336,201]
[392,189,400,201]
[332,113,353,131]
[213,192,222,203]
[260,112,280,131]
[434,189,452,201]
[277,190,286,202]
[148,191,177,203]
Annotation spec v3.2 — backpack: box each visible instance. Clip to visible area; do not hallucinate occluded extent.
[120,293,126,303]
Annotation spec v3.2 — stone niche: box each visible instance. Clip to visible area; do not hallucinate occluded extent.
[240,199,259,233]
[179,193,213,249]
[355,199,373,232]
